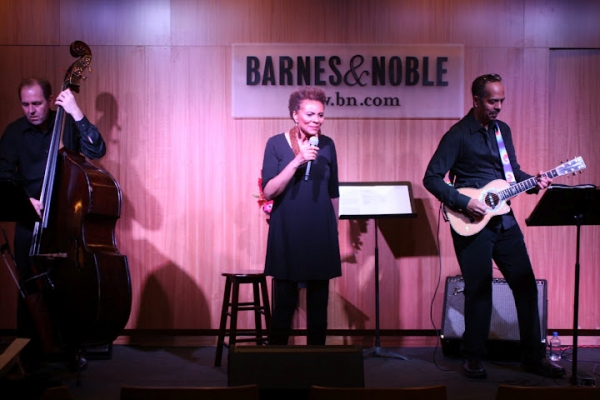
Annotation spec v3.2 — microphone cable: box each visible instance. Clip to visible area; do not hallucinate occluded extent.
[429,201,455,372]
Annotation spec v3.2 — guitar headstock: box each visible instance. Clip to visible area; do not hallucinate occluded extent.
[556,156,586,176]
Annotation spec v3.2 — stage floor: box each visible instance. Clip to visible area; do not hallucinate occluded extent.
[1,343,599,400]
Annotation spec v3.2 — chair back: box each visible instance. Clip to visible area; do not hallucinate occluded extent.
[309,385,447,400]
[41,385,74,400]
[496,384,600,400]
[120,384,259,400]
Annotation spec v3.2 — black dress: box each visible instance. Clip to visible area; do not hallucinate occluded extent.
[261,133,341,281]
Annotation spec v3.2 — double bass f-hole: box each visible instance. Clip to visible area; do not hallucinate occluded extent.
[68,236,83,272]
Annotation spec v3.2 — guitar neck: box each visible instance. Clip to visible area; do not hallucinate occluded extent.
[498,169,558,201]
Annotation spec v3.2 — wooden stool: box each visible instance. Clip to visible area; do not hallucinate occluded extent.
[214,272,271,367]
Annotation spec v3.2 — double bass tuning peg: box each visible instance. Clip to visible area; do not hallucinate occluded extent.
[81,67,94,81]
[82,68,93,80]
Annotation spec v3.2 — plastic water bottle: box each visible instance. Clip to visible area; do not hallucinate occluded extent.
[549,332,561,361]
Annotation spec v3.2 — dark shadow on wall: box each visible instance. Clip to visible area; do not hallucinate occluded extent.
[93,93,211,356]
[378,198,439,258]
[94,92,162,233]
[134,250,211,328]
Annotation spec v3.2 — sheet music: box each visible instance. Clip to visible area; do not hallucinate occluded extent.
[339,183,414,217]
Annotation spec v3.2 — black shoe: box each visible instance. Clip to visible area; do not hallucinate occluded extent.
[522,358,566,378]
[463,359,487,379]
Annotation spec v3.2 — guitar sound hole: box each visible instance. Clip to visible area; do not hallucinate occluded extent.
[485,193,500,208]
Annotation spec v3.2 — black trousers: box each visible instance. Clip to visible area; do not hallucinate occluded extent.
[13,223,47,362]
[14,223,82,364]
[451,219,544,363]
[268,278,329,345]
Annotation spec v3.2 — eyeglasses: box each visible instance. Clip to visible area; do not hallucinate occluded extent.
[480,73,502,83]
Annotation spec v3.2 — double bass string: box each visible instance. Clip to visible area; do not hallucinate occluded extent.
[29,103,65,256]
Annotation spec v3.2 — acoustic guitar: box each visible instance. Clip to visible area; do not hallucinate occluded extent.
[445,156,586,236]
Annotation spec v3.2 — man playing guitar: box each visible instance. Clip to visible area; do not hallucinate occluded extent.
[423,73,565,380]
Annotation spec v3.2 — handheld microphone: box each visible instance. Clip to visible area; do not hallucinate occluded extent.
[304,135,319,181]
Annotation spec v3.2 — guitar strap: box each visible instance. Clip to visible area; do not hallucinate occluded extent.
[493,122,516,185]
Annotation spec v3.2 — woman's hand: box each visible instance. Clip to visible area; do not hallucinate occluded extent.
[295,140,318,167]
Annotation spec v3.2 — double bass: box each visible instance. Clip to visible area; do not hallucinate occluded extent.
[28,41,131,356]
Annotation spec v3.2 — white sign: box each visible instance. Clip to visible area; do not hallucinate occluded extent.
[232,44,464,119]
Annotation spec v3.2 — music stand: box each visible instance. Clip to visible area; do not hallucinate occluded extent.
[339,182,417,360]
[0,179,40,298]
[0,179,39,223]
[526,184,599,386]
[0,181,40,379]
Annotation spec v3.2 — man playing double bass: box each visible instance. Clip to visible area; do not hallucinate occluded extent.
[0,78,106,373]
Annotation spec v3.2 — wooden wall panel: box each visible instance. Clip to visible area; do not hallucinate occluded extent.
[60,0,171,46]
[545,49,600,330]
[325,117,460,333]
[525,0,600,48]
[172,0,526,47]
[0,0,59,45]
[0,0,598,341]
[0,47,63,124]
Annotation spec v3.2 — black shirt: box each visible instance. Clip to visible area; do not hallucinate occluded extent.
[423,108,534,212]
[0,111,106,198]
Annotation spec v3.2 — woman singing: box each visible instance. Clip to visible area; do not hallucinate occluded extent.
[261,86,341,345]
